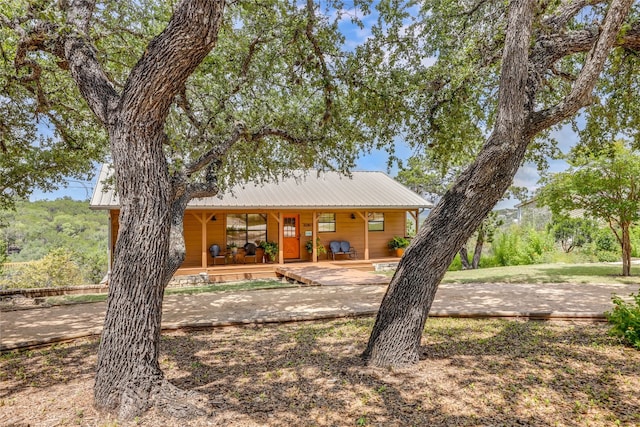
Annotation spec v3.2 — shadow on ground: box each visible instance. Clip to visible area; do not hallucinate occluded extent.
[2,318,639,426]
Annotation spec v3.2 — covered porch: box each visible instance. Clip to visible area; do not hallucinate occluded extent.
[174,257,400,283]
[174,208,421,269]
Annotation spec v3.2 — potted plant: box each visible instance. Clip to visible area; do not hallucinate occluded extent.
[388,236,410,257]
[259,240,278,262]
[305,237,327,258]
[227,242,238,255]
[254,240,265,263]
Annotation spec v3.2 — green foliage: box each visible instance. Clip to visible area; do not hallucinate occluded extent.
[0,238,6,275]
[0,248,84,289]
[607,292,640,350]
[448,253,463,271]
[1,0,374,211]
[539,142,640,275]
[305,238,326,254]
[548,216,596,253]
[0,199,108,283]
[258,241,278,261]
[491,226,554,266]
[406,219,416,238]
[387,236,410,250]
[0,0,107,210]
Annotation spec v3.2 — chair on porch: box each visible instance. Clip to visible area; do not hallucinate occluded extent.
[209,244,226,265]
[329,241,357,260]
[243,243,258,264]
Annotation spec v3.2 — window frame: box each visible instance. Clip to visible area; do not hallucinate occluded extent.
[317,213,336,233]
[367,212,385,232]
[226,213,268,246]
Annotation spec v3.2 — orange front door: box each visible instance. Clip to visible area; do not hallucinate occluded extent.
[283,214,300,259]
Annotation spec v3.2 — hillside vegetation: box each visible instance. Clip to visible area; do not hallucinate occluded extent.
[0,198,108,286]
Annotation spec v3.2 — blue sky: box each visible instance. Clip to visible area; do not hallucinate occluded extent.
[30,3,576,209]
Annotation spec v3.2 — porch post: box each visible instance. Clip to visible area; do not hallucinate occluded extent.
[356,211,369,260]
[201,213,208,269]
[278,211,284,264]
[191,212,211,270]
[312,211,318,262]
[364,211,369,260]
[409,210,419,235]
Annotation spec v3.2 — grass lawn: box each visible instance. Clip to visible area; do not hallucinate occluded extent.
[44,279,294,306]
[379,262,639,285]
[1,317,639,426]
[442,263,639,285]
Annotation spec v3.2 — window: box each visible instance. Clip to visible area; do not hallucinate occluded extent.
[226,213,267,247]
[284,216,297,237]
[368,212,385,231]
[318,213,336,232]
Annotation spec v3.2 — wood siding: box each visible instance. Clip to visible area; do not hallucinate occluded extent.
[108,208,412,269]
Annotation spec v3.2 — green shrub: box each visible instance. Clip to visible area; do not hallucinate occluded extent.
[0,248,84,289]
[73,249,108,284]
[594,228,617,253]
[0,239,6,275]
[490,226,555,266]
[448,254,463,271]
[607,292,640,350]
[492,231,521,266]
[478,255,501,268]
[631,226,640,258]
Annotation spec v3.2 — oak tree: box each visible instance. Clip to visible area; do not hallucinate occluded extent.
[539,142,640,276]
[360,0,639,367]
[1,0,368,419]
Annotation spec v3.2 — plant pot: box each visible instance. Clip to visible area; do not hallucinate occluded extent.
[394,248,405,257]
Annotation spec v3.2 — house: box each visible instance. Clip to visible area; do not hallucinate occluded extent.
[90,165,432,275]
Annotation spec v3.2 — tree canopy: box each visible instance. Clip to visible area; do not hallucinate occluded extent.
[538,141,640,275]
[0,0,380,419]
[363,0,639,368]
[0,0,372,210]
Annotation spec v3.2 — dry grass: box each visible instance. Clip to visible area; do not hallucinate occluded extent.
[1,317,639,426]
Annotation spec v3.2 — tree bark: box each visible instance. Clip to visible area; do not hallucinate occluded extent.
[363,0,534,367]
[87,0,226,419]
[621,223,631,276]
[471,225,484,269]
[459,246,472,269]
[364,0,634,368]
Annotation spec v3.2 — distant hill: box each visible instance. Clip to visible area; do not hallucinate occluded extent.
[1,198,108,283]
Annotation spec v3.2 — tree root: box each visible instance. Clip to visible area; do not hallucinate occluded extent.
[151,380,212,419]
[117,379,212,420]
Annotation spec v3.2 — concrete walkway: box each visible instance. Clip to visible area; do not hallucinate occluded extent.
[275,265,390,286]
[1,281,638,351]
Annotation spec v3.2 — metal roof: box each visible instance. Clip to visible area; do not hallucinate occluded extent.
[90,164,432,210]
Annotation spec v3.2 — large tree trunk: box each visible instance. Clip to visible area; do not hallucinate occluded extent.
[472,225,485,269]
[94,124,175,419]
[363,0,535,367]
[459,246,472,269]
[83,0,226,419]
[621,223,631,276]
[363,0,633,368]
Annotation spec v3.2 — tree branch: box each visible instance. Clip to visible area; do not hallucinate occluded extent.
[67,0,95,36]
[527,0,635,137]
[185,122,246,176]
[542,0,603,32]
[185,123,317,178]
[119,0,226,127]
[305,0,333,126]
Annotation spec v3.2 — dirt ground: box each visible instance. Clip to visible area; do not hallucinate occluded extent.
[1,317,639,426]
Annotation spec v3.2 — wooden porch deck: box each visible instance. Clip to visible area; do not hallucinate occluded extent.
[175,257,400,283]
